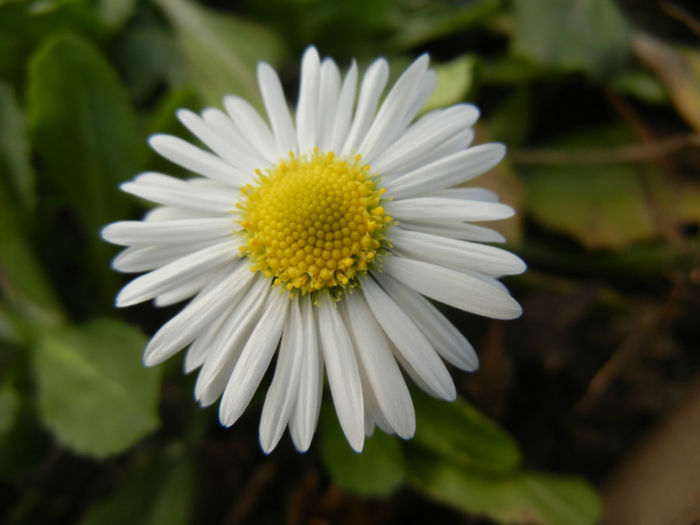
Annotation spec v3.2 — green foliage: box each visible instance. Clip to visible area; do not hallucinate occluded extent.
[512,0,631,77]
[0,0,696,523]
[33,318,161,458]
[410,390,520,473]
[153,0,285,108]
[79,454,194,525]
[0,0,107,82]
[320,406,406,496]
[522,127,657,250]
[409,453,602,525]
[27,33,144,240]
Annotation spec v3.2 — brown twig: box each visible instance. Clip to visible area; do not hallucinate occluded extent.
[223,459,277,525]
[509,134,700,165]
[660,1,700,37]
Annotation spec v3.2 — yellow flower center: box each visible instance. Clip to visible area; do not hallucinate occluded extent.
[238,149,392,295]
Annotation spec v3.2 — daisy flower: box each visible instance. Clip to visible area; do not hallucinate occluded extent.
[102,46,525,453]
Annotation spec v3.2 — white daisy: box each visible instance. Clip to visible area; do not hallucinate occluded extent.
[102,46,525,453]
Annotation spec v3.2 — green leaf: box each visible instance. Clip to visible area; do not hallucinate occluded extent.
[0,81,35,212]
[33,318,160,458]
[0,183,63,335]
[634,33,700,132]
[391,0,502,50]
[27,32,144,236]
[95,0,136,31]
[522,127,657,250]
[26,33,145,313]
[410,390,521,473]
[512,0,631,77]
[112,16,185,103]
[320,406,406,496]
[0,0,107,82]
[422,55,477,113]
[79,455,195,525]
[409,451,601,525]
[0,383,20,437]
[610,69,669,106]
[153,0,285,109]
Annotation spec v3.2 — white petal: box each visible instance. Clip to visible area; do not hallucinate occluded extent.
[257,62,298,155]
[111,239,219,273]
[144,262,255,366]
[219,289,290,427]
[343,292,415,438]
[430,187,500,202]
[115,240,240,307]
[382,254,522,319]
[296,46,321,153]
[403,69,436,126]
[175,109,258,179]
[289,295,323,452]
[153,269,217,307]
[317,58,341,152]
[341,58,389,157]
[358,54,430,163]
[391,228,526,276]
[384,144,506,200]
[195,276,270,407]
[144,206,211,221]
[329,61,358,153]
[386,197,514,223]
[148,134,247,186]
[120,172,236,213]
[397,220,506,243]
[200,108,268,171]
[102,218,235,246]
[361,278,455,401]
[372,104,480,176]
[375,273,478,371]
[259,298,304,453]
[224,95,281,163]
[317,293,364,452]
[184,302,235,373]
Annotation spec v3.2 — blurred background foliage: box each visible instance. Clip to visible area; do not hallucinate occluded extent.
[0,0,699,523]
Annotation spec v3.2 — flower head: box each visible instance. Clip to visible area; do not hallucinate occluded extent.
[102,47,525,453]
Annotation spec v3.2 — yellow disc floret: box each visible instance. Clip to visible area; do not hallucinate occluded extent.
[238,149,392,295]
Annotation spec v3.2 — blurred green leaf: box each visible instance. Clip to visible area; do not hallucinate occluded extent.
[634,33,700,132]
[112,15,185,103]
[0,190,63,334]
[79,455,194,525]
[27,32,143,236]
[522,127,657,249]
[95,0,136,31]
[27,33,145,313]
[0,82,35,211]
[0,80,61,334]
[33,318,160,458]
[391,0,502,50]
[409,451,601,525]
[512,0,631,77]
[0,0,106,82]
[0,383,20,437]
[423,55,477,113]
[320,406,406,496]
[153,0,285,109]
[610,69,669,106]
[411,390,520,473]
[486,86,534,147]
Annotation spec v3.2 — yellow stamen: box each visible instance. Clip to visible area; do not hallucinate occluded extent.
[238,150,391,294]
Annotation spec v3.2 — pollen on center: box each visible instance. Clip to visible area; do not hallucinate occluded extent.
[238,149,392,295]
